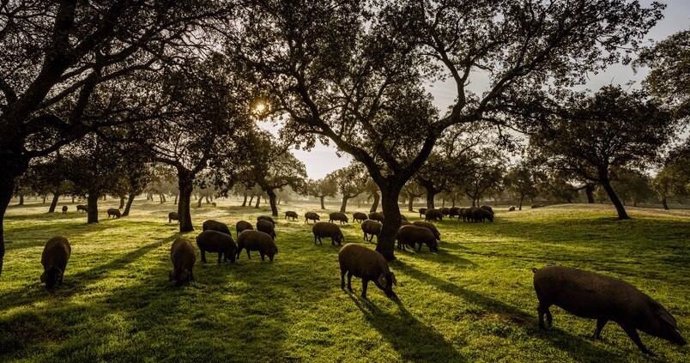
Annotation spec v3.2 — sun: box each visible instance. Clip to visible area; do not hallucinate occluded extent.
[251,98,271,118]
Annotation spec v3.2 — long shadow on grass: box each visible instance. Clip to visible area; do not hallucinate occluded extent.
[349,293,467,361]
[396,261,627,362]
[0,234,176,310]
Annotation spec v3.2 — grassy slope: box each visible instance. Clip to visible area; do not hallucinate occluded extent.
[1,200,689,362]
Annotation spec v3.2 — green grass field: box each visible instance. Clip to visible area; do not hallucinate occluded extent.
[1,199,689,362]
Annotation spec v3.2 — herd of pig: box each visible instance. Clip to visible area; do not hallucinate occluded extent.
[37,207,686,356]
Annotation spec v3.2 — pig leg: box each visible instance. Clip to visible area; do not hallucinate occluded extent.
[361,279,369,299]
[260,252,265,261]
[201,251,207,263]
[347,272,353,291]
[620,324,654,356]
[537,303,552,329]
[217,252,222,264]
[593,319,607,339]
[340,269,346,290]
[247,249,251,259]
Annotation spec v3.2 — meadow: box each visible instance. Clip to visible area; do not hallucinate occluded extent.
[1,199,689,362]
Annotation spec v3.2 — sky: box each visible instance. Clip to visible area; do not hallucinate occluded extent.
[292,0,690,179]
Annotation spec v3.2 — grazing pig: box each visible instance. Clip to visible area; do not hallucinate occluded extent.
[480,205,494,215]
[285,211,298,221]
[508,206,516,212]
[329,212,349,224]
[107,208,121,218]
[459,208,469,222]
[168,212,179,223]
[531,204,543,209]
[418,208,427,218]
[237,230,278,262]
[339,243,397,299]
[256,219,276,240]
[304,212,320,224]
[202,220,231,236]
[312,222,344,246]
[169,238,195,286]
[361,219,382,243]
[424,209,443,221]
[41,236,71,289]
[236,220,253,235]
[368,212,384,223]
[196,230,237,264]
[61,206,68,214]
[396,225,438,252]
[533,266,686,355]
[257,215,275,225]
[440,207,450,216]
[412,221,441,242]
[352,212,368,223]
[449,207,460,218]
[76,204,87,213]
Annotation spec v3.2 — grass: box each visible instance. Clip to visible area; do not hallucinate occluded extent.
[1,199,689,362]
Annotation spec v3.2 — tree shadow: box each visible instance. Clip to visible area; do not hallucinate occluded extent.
[395,261,627,362]
[0,234,177,310]
[347,292,467,361]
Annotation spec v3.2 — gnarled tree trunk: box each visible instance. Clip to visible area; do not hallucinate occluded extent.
[585,184,595,203]
[177,169,195,232]
[426,191,436,209]
[119,196,125,209]
[254,195,261,208]
[601,177,630,220]
[369,191,380,213]
[340,196,349,213]
[376,184,404,261]
[48,193,60,213]
[267,189,278,216]
[123,193,136,216]
[87,192,99,224]
[661,196,669,210]
[242,193,248,206]
[319,196,325,209]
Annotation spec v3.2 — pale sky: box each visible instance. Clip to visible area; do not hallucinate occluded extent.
[293,0,690,179]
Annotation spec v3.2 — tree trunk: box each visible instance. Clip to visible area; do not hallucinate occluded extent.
[320,196,325,209]
[18,194,24,205]
[177,169,195,232]
[585,184,595,203]
[0,169,21,276]
[518,194,524,211]
[369,192,380,213]
[248,195,254,206]
[426,191,436,209]
[159,193,165,204]
[123,193,136,216]
[267,189,278,217]
[87,192,99,224]
[662,196,669,210]
[442,198,445,208]
[242,193,248,207]
[376,184,404,261]
[102,195,106,201]
[174,194,178,205]
[42,195,47,204]
[48,193,60,213]
[119,196,125,209]
[255,195,261,208]
[451,195,456,208]
[71,195,75,203]
[407,193,414,212]
[197,195,203,208]
[601,178,630,220]
[340,196,349,213]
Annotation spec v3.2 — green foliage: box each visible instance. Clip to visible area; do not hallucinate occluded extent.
[1,201,689,361]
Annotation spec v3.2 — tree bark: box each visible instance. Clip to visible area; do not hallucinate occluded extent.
[87,192,99,224]
[601,178,630,220]
[242,193,247,207]
[369,192,380,213]
[119,196,125,209]
[661,196,669,210]
[42,195,47,204]
[197,195,203,208]
[48,193,60,213]
[255,195,261,208]
[267,189,278,217]
[340,196,349,213]
[122,193,136,216]
[320,196,325,209]
[0,169,21,276]
[177,169,195,232]
[376,184,403,261]
[407,193,414,212]
[248,195,254,206]
[518,194,524,211]
[18,194,24,205]
[174,193,178,205]
[426,191,436,209]
[585,184,595,203]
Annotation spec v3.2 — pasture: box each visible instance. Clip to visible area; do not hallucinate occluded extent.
[1,200,689,362]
